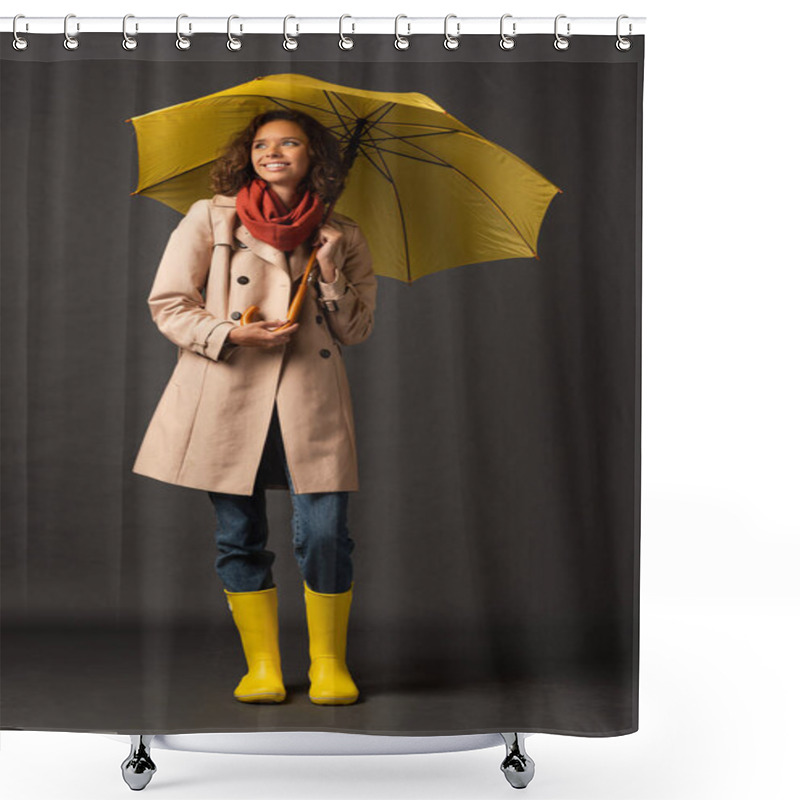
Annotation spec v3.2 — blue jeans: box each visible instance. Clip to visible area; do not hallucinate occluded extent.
[208,409,354,594]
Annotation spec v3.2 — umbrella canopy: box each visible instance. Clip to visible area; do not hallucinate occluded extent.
[129,73,561,283]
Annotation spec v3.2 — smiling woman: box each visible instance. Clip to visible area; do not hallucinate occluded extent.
[251,121,311,194]
[132,107,377,707]
[211,108,346,207]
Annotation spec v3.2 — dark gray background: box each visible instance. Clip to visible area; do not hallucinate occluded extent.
[1,34,642,735]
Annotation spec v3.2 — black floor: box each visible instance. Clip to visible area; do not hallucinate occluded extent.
[1,623,636,736]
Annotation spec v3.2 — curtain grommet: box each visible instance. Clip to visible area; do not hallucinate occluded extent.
[499,14,516,50]
[227,15,242,51]
[175,14,191,50]
[63,13,79,51]
[616,15,632,51]
[122,14,138,51]
[394,15,410,50]
[554,14,570,51]
[12,15,28,51]
[443,14,460,50]
[339,15,355,50]
[283,15,299,51]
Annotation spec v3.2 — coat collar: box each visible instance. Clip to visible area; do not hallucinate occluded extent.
[210,194,311,281]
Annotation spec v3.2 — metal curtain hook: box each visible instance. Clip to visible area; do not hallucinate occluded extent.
[63,13,79,50]
[394,15,410,50]
[444,14,460,50]
[339,15,355,50]
[122,14,138,50]
[499,14,516,50]
[227,15,242,51]
[283,15,299,50]
[176,14,191,50]
[12,14,28,51]
[616,15,632,51]
[554,14,570,50]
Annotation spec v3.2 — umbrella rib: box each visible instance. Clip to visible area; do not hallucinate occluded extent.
[362,130,460,143]
[218,93,359,127]
[454,176,535,255]
[199,92,369,147]
[322,93,398,141]
[330,94,396,132]
[363,120,472,134]
[325,94,401,157]
[226,93,369,142]
[367,126,538,255]
[167,93,463,146]
[360,102,398,132]
[322,91,360,142]
[346,142,412,280]
[367,123,459,166]
[363,143,412,282]
[360,145,453,168]
[352,142,393,183]
[326,90,362,121]
[284,89,458,139]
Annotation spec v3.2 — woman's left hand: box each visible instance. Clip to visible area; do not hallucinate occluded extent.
[313,223,344,283]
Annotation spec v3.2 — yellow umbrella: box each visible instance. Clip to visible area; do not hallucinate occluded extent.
[129,73,560,284]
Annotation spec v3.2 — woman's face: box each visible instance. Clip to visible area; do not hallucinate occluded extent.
[250,120,311,190]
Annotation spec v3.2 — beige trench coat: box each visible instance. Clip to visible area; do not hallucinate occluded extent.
[132,194,377,496]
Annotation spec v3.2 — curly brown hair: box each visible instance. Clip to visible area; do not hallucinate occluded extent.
[209,109,344,204]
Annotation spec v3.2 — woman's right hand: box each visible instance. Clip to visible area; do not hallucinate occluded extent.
[226,319,299,349]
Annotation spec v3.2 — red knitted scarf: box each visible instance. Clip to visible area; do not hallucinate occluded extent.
[235,179,324,251]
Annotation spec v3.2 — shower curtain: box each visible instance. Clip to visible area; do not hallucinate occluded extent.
[0,30,643,737]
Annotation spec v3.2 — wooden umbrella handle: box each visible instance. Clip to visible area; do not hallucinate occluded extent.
[241,305,260,325]
[240,246,320,330]
[274,246,319,331]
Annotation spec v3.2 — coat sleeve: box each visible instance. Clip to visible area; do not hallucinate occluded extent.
[147,199,237,363]
[316,221,377,346]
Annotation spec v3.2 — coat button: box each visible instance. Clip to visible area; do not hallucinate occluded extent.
[316,315,323,324]
[231,311,242,321]
[237,276,249,284]
[319,349,331,359]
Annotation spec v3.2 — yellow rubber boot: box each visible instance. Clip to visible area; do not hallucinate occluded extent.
[304,583,359,705]
[225,587,286,703]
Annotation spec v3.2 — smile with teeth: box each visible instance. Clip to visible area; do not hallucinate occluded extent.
[264,162,289,170]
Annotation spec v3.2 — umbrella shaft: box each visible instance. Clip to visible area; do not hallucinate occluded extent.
[274,247,319,331]
[342,117,369,174]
